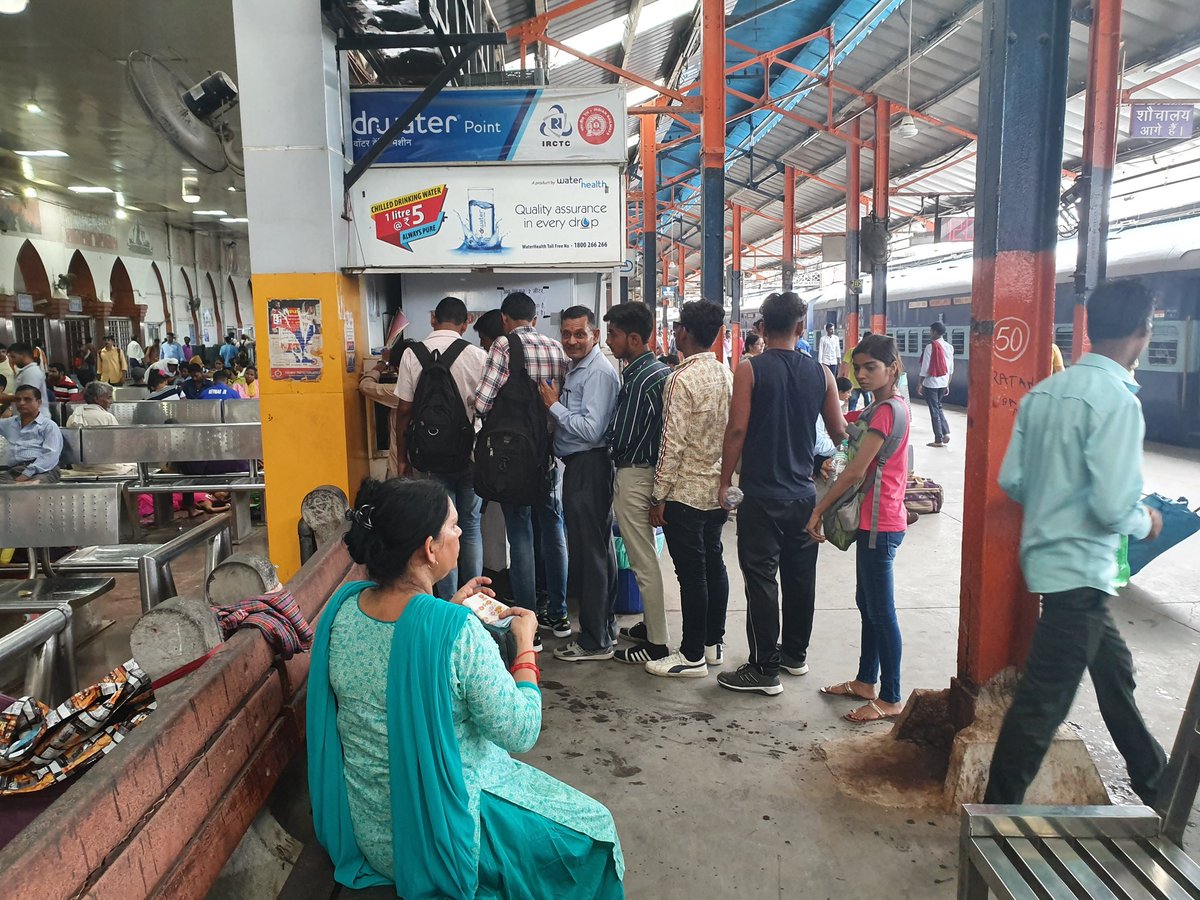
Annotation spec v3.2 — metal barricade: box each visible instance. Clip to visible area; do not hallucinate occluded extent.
[137,512,233,612]
[0,605,76,704]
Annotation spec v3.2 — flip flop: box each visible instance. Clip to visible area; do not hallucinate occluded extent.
[820,681,877,700]
[843,700,898,723]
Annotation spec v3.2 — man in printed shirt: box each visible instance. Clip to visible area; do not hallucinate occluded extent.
[604,302,673,665]
[985,279,1167,806]
[0,386,62,483]
[475,292,569,652]
[646,300,734,679]
[539,306,620,662]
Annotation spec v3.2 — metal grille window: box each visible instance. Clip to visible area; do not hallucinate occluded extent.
[1148,327,1179,368]
[1054,326,1073,362]
[950,328,966,356]
[65,318,93,365]
[105,317,133,350]
[13,315,46,350]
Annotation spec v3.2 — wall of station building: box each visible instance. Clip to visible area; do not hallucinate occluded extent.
[0,191,251,367]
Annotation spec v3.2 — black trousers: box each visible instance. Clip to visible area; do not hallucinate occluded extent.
[562,449,618,651]
[662,502,729,661]
[737,496,819,676]
[984,587,1167,805]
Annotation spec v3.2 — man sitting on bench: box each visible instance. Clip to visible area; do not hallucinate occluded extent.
[65,381,137,477]
[0,385,62,484]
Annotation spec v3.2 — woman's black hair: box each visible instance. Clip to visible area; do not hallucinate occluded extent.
[343,477,452,585]
[853,333,904,376]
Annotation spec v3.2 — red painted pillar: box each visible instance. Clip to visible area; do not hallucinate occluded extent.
[782,167,796,292]
[731,204,742,368]
[845,117,862,349]
[700,0,725,302]
[1072,0,1122,361]
[958,0,1073,701]
[870,98,890,335]
[640,104,659,320]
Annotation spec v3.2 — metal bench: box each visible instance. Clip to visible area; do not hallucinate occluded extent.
[48,398,260,426]
[959,660,1200,898]
[0,605,76,704]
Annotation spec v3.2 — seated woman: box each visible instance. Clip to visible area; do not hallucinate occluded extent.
[309,478,625,899]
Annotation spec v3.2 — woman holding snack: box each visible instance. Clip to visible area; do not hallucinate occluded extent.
[308,477,625,899]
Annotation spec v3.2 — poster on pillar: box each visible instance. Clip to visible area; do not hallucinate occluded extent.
[267,299,323,381]
[349,87,626,164]
[350,166,624,269]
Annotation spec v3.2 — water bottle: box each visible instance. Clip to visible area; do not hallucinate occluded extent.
[830,443,849,479]
[724,486,744,509]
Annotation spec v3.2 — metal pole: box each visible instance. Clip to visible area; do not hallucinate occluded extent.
[870,97,891,335]
[845,116,862,349]
[731,204,743,368]
[782,166,796,292]
[1072,0,1123,361]
[700,0,726,303]
[641,106,659,317]
[957,0,1072,707]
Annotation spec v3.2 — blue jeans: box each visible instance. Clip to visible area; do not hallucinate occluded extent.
[502,467,568,618]
[925,386,950,443]
[854,529,905,703]
[848,388,871,411]
[426,467,483,601]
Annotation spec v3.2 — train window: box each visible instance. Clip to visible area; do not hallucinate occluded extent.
[1054,325,1073,357]
[1147,325,1179,368]
[921,331,932,354]
[950,329,966,357]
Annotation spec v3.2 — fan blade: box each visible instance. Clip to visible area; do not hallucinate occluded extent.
[126,50,228,174]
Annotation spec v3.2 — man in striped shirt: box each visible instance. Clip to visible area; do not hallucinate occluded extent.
[604,302,673,665]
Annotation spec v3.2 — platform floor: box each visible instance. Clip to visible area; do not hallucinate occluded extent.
[55,406,1200,899]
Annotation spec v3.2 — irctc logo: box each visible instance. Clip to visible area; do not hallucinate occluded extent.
[539,104,573,138]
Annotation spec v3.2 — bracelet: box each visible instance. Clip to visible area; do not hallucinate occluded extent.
[510,662,541,679]
[514,650,538,663]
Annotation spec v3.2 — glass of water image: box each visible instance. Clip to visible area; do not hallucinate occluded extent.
[468,188,496,242]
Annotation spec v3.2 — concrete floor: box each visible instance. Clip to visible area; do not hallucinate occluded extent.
[61,406,1200,898]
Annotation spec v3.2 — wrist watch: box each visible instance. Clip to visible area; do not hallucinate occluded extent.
[650,496,663,507]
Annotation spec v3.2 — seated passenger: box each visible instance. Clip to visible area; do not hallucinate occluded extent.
[235,365,259,399]
[180,361,211,399]
[65,382,137,477]
[0,386,62,483]
[47,362,83,403]
[200,369,241,400]
[308,478,625,899]
[145,368,183,402]
[146,356,180,381]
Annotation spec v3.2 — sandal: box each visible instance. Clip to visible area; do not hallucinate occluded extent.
[843,700,898,723]
[820,681,877,700]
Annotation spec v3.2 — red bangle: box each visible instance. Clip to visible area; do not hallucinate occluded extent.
[514,650,538,663]
[510,662,541,679]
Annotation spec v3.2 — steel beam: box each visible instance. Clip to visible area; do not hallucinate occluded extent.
[845,116,862,348]
[1072,0,1122,361]
[782,167,796,291]
[641,105,659,313]
[870,97,890,334]
[958,0,1072,699]
[700,0,725,303]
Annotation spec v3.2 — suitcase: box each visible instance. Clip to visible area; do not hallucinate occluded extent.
[904,475,944,516]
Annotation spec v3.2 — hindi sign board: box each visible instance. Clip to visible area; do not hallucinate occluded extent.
[350,86,626,164]
[1130,102,1194,140]
[350,165,624,269]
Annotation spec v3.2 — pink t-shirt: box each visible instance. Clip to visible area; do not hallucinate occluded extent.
[859,401,910,533]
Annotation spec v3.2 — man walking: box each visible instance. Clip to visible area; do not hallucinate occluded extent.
[818,322,841,379]
[645,300,733,679]
[917,321,954,447]
[540,306,620,662]
[604,302,673,664]
[717,291,847,695]
[161,332,184,363]
[475,292,569,651]
[219,335,239,368]
[395,296,488,599]
[984,279,1166,806]
[126,334,144,372]
[98,334,127,386]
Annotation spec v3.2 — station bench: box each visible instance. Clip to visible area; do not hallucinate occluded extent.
[959,658,1200,898]
[0,538,354,900]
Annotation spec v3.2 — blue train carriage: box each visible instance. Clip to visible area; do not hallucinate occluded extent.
[808,216,1200,447]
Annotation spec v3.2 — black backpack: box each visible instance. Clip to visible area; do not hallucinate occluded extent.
[473,332,550,505]
[403,339,475,474]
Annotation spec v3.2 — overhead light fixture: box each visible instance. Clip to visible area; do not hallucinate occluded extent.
[895,114,920,139]
[0,0,30,15]
[24,100,42,114]
[115,208,128,220]
[182,173,200,203]
[15,149,68,158]
[68,185,114,194]
[220,217,249,224]
[115,191,126,208]
[894,0,920,141]
[192,209,228,216]
[22,186,36,199]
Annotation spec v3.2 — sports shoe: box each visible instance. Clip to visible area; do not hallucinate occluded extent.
[532,633,543,654]
[553,641,614,662]
[614,642,670,664]
[537,613,572,639]
[717,663,783,696]
[645,651,708,678]
[705,643,724,667]
[618,621,648,642]
[779,652,809,676]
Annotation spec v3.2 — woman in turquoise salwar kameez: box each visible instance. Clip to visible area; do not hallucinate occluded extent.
[308,477,624,900]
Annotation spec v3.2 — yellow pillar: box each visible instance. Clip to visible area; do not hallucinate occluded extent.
[254,272,368,581]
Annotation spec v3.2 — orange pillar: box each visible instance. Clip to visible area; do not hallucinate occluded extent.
[782,166,796,292]
[845,116,862,349]
[870,97,890,335]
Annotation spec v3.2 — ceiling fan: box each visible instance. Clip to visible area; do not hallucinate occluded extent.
[126,49,244,176]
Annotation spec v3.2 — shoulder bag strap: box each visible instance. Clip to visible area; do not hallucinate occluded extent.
[867,398,910,548]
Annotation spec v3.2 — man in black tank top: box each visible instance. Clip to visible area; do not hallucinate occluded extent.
[716,292,847,696]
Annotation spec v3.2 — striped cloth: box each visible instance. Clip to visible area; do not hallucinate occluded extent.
[215,590,314,660]
[607,351,670,467]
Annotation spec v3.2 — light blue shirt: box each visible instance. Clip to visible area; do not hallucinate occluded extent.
[0,412,63,476]
[999,353,1153,596]
[549,345,620,457]
[161,341,184,361]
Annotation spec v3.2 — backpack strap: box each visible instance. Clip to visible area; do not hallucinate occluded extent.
[506,330,529,378]
[436,338,469,370]
[864,398,910,549]
[409,341,435,370]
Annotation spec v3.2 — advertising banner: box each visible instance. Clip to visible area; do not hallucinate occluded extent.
[351,165,623,269]
[267,298,323,381]
[349,86,626,164]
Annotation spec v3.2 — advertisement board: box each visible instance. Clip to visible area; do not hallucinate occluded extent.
[267,299,323,381]
[349,86,626,164]
[350,165,623,269]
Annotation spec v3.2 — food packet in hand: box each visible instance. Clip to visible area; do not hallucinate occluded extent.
[463,592,512,628]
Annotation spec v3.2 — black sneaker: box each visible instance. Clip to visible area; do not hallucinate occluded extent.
[532,633,543,654]
[537,613,572,639]
[618,621,648,642]
[779,651,809,676]
[717,663,783,696]
[614,642,670,664]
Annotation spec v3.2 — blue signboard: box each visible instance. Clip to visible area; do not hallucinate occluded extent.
[349,86,625,165]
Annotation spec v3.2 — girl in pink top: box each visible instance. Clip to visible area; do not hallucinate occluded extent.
[807,334,910,723]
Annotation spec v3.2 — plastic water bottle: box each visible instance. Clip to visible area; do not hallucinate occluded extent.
[724,486,744,509]
[830,444,849,479]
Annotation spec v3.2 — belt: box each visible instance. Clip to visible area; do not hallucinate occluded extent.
[561,447,609,463]
[614,461,653,469]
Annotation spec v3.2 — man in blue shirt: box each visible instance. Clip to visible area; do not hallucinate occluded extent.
[0,386,62,483]
[200,369,241,399]
[540,305,620,661]
[985,278,1166,806]
[219,335,239,368]
[160,332,184,362]
[181,361,212,399]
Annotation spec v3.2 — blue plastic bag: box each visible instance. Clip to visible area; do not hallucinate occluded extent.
[1128,494,1200,577]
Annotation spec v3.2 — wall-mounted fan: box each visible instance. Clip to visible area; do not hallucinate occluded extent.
[126,50,244,176]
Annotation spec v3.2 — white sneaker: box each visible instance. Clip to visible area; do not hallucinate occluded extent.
[705,643,724,667]
[552,641,614,662]
[645,651,708,678]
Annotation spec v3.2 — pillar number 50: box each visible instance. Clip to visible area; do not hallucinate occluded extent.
[993,317,1030,362]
